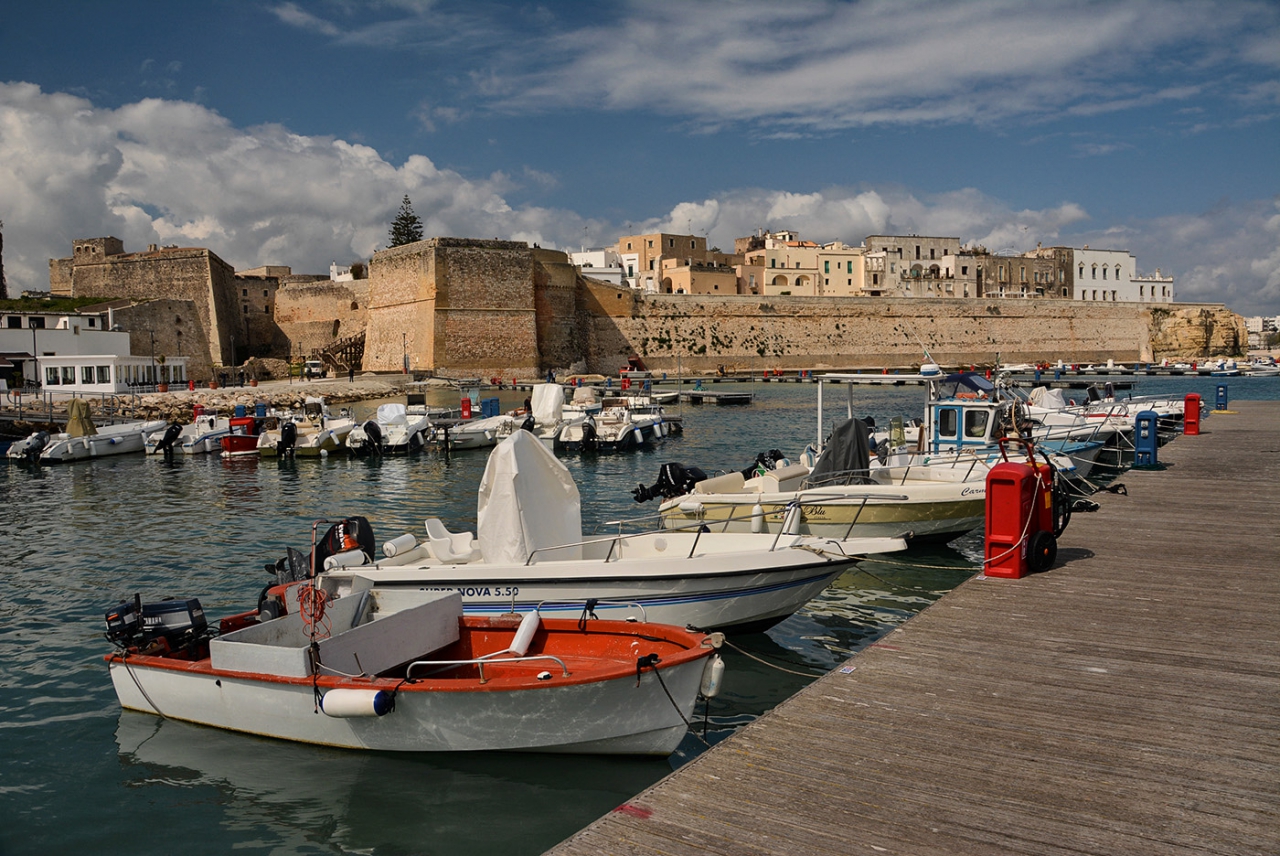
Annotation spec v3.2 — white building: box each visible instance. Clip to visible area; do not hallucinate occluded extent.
[0,309,185,392]
[330,261,354,282]
[1073,248,1171,303]
[570,247,626,287]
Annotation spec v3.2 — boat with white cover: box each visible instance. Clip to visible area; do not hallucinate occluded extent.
[311,432,906,631]
[104,586,720,755]
[345,403,430,454]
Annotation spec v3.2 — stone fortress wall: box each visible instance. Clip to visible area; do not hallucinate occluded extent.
[272,278,369,359]
[579,281,1245,373]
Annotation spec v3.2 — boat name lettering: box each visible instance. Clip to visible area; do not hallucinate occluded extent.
[419,585,520,598]
[960,487,986,497]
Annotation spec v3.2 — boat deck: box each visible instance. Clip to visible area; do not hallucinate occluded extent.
[545,400,1280,856]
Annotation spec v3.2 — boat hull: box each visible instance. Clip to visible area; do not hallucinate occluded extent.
[107,618,710,755]
[39,421,167,462]
[323,532,903,631]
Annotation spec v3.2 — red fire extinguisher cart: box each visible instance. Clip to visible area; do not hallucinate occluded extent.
[984,439,1059,578]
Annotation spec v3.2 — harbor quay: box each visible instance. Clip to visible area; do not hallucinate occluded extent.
[545,401,1280,856]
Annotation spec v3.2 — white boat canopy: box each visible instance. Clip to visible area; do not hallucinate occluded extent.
[531,383,565,424]
[477,431,582,563]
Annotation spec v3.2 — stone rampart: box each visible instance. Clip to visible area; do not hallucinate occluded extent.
[274,279,368,358]
[581,282,1243,372]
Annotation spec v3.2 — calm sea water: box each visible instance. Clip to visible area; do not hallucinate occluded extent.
[2,375,1272,856]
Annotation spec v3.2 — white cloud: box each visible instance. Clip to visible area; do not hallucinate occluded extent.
[297,0,1279,134]
[1,82,1275,315]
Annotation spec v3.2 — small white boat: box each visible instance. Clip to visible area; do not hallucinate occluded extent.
[258,398,355,458]
[312,432,907,631]
[443,414,517,450]
[105,589,720,755]
[145,412,232,455]
[8,399,166,463]
[345,403,430,455]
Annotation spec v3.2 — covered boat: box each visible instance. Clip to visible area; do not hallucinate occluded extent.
[655,418,987,544]
[9,399,167,463]
[258,398,355,457]
[312,432,906,631]
[105,587,720,755]
[345,402,430,454]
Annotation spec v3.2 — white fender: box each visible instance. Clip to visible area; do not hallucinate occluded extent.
[323,548,368,570]
[750,503,765,534]
[509,610,541,657]
[320,689,393,718]
[383,533,418,558]
[700,654,725,698]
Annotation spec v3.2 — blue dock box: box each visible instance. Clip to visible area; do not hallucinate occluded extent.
[1216,384,1229,411]
[1134,410,1160,467]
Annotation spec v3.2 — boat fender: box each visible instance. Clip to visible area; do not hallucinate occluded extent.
[781,504,802,535]
[632,427,643,445]
[383,533,417,558]
[323,548,369,570]
[320,689,394,718]
[750,503,765,534]
[678,500,704,514]
[699,654,726,698]
[509,610,541,657]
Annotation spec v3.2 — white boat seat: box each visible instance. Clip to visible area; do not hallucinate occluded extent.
[693,471,747,495]
[425,518,478,563]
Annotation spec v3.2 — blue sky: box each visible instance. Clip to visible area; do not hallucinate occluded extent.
[2,0,1278,314]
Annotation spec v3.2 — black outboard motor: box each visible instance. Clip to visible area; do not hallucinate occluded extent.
[266,516,377,585]
[18,431,49,462]
[276,420,298,456]
[154,422,184,456]
[632,462,709,502]
[579,419,598,452]
[358,419,384,455]
[520,414,536,433]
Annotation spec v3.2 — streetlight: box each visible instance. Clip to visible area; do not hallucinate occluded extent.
[402,332,408,374]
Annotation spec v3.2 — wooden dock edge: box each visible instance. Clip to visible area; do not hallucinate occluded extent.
[545,400,1280,856]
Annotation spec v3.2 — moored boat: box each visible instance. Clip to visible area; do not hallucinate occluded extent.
[104,588,721,755]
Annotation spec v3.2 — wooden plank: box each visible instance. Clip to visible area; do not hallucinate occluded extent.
[546,402,1280,856]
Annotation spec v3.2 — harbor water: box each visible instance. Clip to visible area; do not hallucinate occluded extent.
[2,376,1272,856]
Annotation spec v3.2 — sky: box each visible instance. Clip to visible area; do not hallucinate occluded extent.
[1,0,1278,314]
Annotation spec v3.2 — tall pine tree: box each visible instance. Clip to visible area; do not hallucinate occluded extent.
[388,195,424,247]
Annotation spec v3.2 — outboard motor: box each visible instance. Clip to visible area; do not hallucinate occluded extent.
[356,419,383,455]
[632,462,709,502]
[740,449,787,479]
[16,431,49,462]
[276,420,298,456]
[520,414,536,433]
[154,422,184,456]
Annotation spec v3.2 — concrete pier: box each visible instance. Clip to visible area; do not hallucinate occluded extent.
[546,401,1280,856]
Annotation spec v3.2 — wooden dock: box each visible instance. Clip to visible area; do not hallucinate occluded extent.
[547,401,1280,856]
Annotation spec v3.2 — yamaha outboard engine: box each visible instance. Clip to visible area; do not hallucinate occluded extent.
[632,462,709,502]
[740,449,787,478]
[276,420,298,456]
[154,422,184,456]
[580,418,598,452]
[520,414,536,433]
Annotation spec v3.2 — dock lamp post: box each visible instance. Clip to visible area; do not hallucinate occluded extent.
[402,332,408,375]
[28,317,38,389]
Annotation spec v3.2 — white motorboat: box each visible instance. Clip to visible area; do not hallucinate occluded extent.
[555,405,663,453]
[345,403,430,454]
[1246,357,1279,377]
[443,414,517,450]
[7,399,166,463]
[144,412,232,455]
[104,588,719,755]
[258,398,355,458]
[654,418,987,544]
[311,432,907,632]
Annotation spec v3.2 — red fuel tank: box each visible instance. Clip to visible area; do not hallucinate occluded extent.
[460,397,472,419]
[984,460,1038,579]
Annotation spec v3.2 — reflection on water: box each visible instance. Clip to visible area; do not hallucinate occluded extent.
[6,377,1257,855]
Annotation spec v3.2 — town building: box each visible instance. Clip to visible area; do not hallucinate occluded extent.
[569,247,626,286]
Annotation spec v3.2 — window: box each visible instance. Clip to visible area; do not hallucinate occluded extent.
[97,366,110,383]
[824,261,830,273]
[7,317,20,328]
[824,278,829,286]
[1062,287,1069,297]
[795,262,800,269]
[890,262,896,273]
[847,261,853,274]
[872,273,879,285]
[82,366,94,384]
[964,411,989,439]
[1059,270,1064,283]
[770,259,776,268]
[626,242,632,250]
[938,408,958,438]
[930,248,935,260]
[242,288,248,296]
[647,240,653,248]
[648,260,654,270]
[1020,266,1026,282]
[46,367,60,385]
[243,305,248,314]
[1140,285,1145,297]
[998,265,1005,281]
[1112,290,1117,301]
[88,318,96,328]
[61,366,75,383]
[1079,264,1085,279]
[263,289,268,297]
[1092,266,1097,280]
[264,305,270,313]
[627,264,634,276]
[690,240,695,249]
[1102,267,1107,280]
[28,317,45,329]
